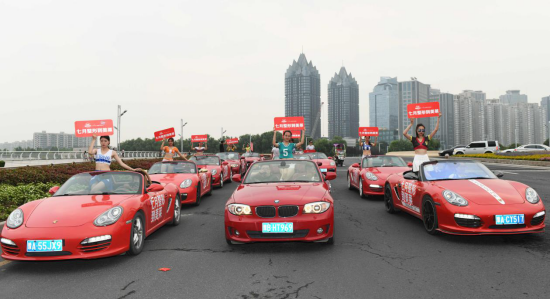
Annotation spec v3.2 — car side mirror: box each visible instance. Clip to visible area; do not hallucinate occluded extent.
[49,186,60,195]
[232,174,242,182]
[147,183,164,193]
[494,171,504,178]
[328,157,333,160]
[199,169,209,173]
[407,162,413,168]
[317,162,322,166]
[222,161,229,165]
[403,172,419,180]
[351,163,360,168]
[241,156,245,159]
[324,172,337,181]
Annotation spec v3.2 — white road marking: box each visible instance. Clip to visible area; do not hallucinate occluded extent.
[0,260,12,267]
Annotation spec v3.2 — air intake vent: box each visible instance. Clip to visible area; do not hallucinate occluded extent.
[256,206,276,218]
[278,205,299,217]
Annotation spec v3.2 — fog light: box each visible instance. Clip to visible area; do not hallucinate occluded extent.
[317,228,323,234]
[454,214,480,220]
[369,184,382,189]
[235,230,240,236]
[81,235,112,245]
[534,211,545,218]
[1,238,16,246]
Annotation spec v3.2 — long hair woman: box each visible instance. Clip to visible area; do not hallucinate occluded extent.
[403,113,441,172]
[360,136,378,159]
[161,137,186,161]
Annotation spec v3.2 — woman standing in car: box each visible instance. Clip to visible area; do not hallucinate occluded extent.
[403,113,441,172]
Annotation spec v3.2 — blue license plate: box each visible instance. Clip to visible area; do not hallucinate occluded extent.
[495,214,525,225]
[262,223,293,233]
[320,168,327,172]
[26,240,63,252]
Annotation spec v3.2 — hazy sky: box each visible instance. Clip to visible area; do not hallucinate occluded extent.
[2,0,549,143]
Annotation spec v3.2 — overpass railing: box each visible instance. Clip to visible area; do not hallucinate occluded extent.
[0,151,162,161]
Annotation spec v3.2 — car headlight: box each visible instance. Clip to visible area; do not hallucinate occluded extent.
[6,208,24,229]
[365,172,378,181]
[231,164,239,168]
[227,204,252,215]
[94,206,124,226]
[330,161,335,166]
[180,179,193,189]
[211,169,217,175]
[525,187,539,204]
[442,190,468,206]
[303,202,331,214]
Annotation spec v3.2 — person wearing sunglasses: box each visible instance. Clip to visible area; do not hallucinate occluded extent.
[360,136,378,159]
[403,113,441,172]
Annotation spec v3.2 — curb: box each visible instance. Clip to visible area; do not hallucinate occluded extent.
[450,156,550,167]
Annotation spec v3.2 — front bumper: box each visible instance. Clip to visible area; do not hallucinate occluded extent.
[1,221,132,261]
[364,180,384,195]
[225,209,334,243]
[213,174,222,186]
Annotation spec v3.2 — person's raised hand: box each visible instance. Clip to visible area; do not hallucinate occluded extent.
[92,134,97,139]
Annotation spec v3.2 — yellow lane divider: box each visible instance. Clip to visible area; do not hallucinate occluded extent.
[0,260,12,267]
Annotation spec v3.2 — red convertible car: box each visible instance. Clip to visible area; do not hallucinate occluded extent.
[1,171,180,261]
[190,155,231,188]
[148,161,212,206]
[308,152,337,176]
[348,156,412,198]
[216,152,246,176]
[225,160,336,244]
[384,160,546,235]
[241,152,262,170]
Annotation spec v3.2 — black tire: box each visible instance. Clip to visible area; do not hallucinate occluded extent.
[169,194,181,226]
[193,186,201,206]
[218,175,224,189]
[422,196,439,235]
[127,212,145,256]
[384,184,396,214]
[359,178,367,199]
[207,178,213,196]
[485,151,492,154]
[325,235,334,245]
[228,170,233,183]
[226,239,233,245]
[347,173,353,190]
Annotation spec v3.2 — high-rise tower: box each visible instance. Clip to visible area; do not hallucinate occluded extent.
[328,67,359,139]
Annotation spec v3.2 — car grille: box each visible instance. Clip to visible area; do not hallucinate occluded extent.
[488,224,526,229]
[246,230,309,239]
[78,240,112,253]
[454,217,482,228]
[1,243,20,256]
[256,206,276,218]
[531,215,545,226]
[278,205,299,217]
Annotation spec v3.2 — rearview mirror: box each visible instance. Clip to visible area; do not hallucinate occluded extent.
[324,172,337,181]
[407,162,413,168]
[49,186,60,195]
[232,174,242,182]
[403,172,419,180]
[147,183,164,193]
[351,163,360,168]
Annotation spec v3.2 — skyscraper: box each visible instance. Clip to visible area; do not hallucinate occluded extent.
[398,79,431,139]
[327,67,359,139]
[369,77,398,131]
[541,96,550,133]
[285,53,321,139]
[499,90,528,105]
[438,92,455,149]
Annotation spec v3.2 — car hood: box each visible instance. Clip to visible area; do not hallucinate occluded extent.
[196,165,219,170]
[231,183,327,206]
[26,194,135,228]
[368,167,411,180]
[432,179,525,205]
[312,159,334,166]
[149,173,196,184]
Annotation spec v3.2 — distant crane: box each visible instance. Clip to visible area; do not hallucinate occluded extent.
[310,102,324,139]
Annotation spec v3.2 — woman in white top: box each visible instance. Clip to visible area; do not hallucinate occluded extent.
[193,142,207,155]
[88,134,140,172]
[306,141,315,151]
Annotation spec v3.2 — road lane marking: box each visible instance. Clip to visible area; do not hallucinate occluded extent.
[0,260,12,267]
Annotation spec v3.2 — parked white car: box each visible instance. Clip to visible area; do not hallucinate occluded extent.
[453,141,500,155]
[503,144,550,153]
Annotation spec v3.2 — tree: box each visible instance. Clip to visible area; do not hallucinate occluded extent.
[428,138,441,150]
[544,139,549,146]
[508,143,521,149]
[389,140,413,152]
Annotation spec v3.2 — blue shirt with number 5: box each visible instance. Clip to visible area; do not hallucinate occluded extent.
[278,142,295,159]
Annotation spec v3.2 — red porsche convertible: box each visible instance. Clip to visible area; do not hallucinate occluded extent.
[225,160,336,244]
[384,160,546,235]
[308,152,337,176]
[216,152,246,176]
[348,156,412,198]
[1,171,180,261]
[241,152,262,170]
[148,161,212,206]
[189,155,231,188]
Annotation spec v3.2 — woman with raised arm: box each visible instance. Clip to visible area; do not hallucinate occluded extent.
[161,137,186,162]
[272,128,305,159]
[360,136,378,159]
[192,142,207,155]
[403,113,441,172]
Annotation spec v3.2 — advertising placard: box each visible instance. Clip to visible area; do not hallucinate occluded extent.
[75,119,114,137]
[407,102,440,118]
[358,127,379,137]
[154,128,176,142]
[274,116,305,130]
[191,135,208,142]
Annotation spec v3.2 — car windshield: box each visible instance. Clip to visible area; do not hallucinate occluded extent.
[243,161,322,184]
[190,156,220,165]
[216,152,240,160]
[149,162,196,174]
[422,161,497,181]
[309,152,328,159]
[294,154,312,160]
[243,152,260,157]
[364,156,407,168]
[54,172,143,196]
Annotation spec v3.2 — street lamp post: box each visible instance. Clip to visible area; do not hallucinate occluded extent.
[117,105,127,151]
[180,119,188,150]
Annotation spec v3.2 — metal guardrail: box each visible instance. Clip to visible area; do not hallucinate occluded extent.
[0,151,162,161]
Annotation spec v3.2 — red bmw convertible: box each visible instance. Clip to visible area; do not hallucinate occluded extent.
[189,155,231,188]
[225,160,336,244]
[1,171,180,261]
[384,160,546,235]
[148,161,213,206]
[348,156,412,198]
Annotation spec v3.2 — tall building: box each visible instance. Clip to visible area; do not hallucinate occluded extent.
[542,96,550,133]
[398,79,431,139]
[438,92,455,149]
[454,93,485,145]
[461,90,486,102]
[514,103,547,145]
[33,131,88,149]
[285,53,321,139]
[369,77,398,131]
[327,67,359,139]
[499,90,528,105]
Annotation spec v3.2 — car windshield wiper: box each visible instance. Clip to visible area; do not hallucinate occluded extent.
[53,193,75,197]
[285,180,313,183]
[245,181,280,184]
[466,177,492,180]
[89,192,113,195]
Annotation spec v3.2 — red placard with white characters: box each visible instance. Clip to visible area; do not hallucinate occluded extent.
[359,127,379,137]
[274,116,305,130]
[407,102,440,119]
[226,138,239,145]
[291,131,301,139]
[191,135,208,142]
[154,128,176,142]
[75,119,114,137]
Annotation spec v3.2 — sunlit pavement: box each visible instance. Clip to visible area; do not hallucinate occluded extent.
[1,157,549,298]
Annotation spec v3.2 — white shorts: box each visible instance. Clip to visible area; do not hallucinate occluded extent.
[412,154,430,172]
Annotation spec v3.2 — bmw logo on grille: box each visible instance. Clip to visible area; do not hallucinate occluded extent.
[274,200,280,203]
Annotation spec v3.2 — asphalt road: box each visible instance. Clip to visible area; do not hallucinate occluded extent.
[1,157,549,298]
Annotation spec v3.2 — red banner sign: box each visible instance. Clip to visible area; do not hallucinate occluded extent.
[226,138,239,145]
[191,135,208,142]
[274,116,305,130]
[154,127,176,142]
[407,102,440,118]
[359,127,379,137]
[74,119,114,137]
[291,131,302,138]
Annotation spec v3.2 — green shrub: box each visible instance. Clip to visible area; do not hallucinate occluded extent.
[0,182,58,220]
[389,140,414,152]
[0,160,5,167]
